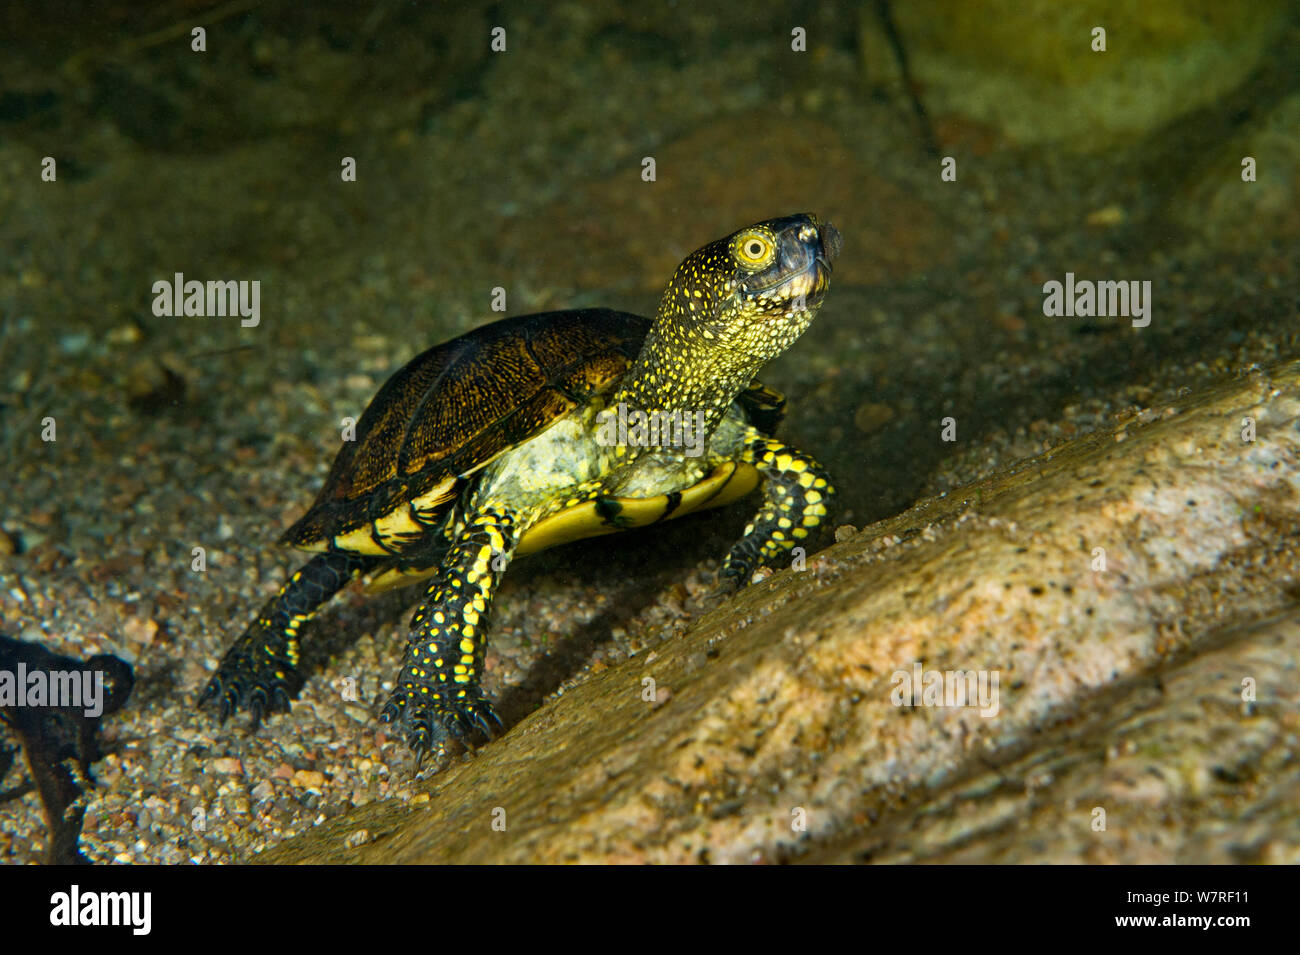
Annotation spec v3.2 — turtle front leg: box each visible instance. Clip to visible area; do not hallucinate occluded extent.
[200,551,378,726]
[380,505,520,761]
[719,430,835,590]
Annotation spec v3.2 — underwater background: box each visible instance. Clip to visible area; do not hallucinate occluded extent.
[2,1,1299,863]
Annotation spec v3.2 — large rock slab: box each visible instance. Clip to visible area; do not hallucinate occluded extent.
[869,0,1290,151]
[263,359,1300,863]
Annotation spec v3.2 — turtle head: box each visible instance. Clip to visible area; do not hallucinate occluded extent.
[614,214,839,436]
[658,213,840,368]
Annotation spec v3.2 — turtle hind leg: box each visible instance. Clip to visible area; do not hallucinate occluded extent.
[380,504,520,762]
[200,551,377,727]
[718,431,835,591]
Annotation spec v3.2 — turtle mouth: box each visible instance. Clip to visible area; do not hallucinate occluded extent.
[743,254,831,302]
[741,220,839,298]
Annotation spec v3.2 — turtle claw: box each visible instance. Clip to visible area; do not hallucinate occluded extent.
[247,695,266,731]
[704,565,749,606]
[379,685,501,764]
[473,708,501,737]
[199,633,302,731]
[271,685,293,714]
[198,678,242,726]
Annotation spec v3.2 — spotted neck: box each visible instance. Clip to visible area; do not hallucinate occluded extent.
[610,315,757,443]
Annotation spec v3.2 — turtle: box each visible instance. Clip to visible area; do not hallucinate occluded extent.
[200,213,841,761]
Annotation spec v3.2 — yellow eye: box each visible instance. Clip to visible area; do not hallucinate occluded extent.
[733,232,775,268]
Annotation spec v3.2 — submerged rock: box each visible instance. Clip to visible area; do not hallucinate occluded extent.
[261,358,1300,864]
[869,0,1290,152]
[1175,92,1300,246]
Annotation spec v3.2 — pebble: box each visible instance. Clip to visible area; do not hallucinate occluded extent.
[292,769,328,789]
[106,323,143,346]
[853,401,895,434]
[58,331,92,355]
[122,616,159,646]
[344,829,373,848]
[1085,204,1126,227]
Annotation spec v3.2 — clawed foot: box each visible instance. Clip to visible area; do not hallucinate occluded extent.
[704,559,753,606]
[198,637,301,730]
[379,685,503,766]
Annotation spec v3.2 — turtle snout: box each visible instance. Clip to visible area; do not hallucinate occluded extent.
[819,222,842,266]
[791,219,840,273]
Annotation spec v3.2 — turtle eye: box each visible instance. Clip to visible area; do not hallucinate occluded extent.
[733,232,775,269]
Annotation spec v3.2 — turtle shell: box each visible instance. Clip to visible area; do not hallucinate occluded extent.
[281,308,649,552]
